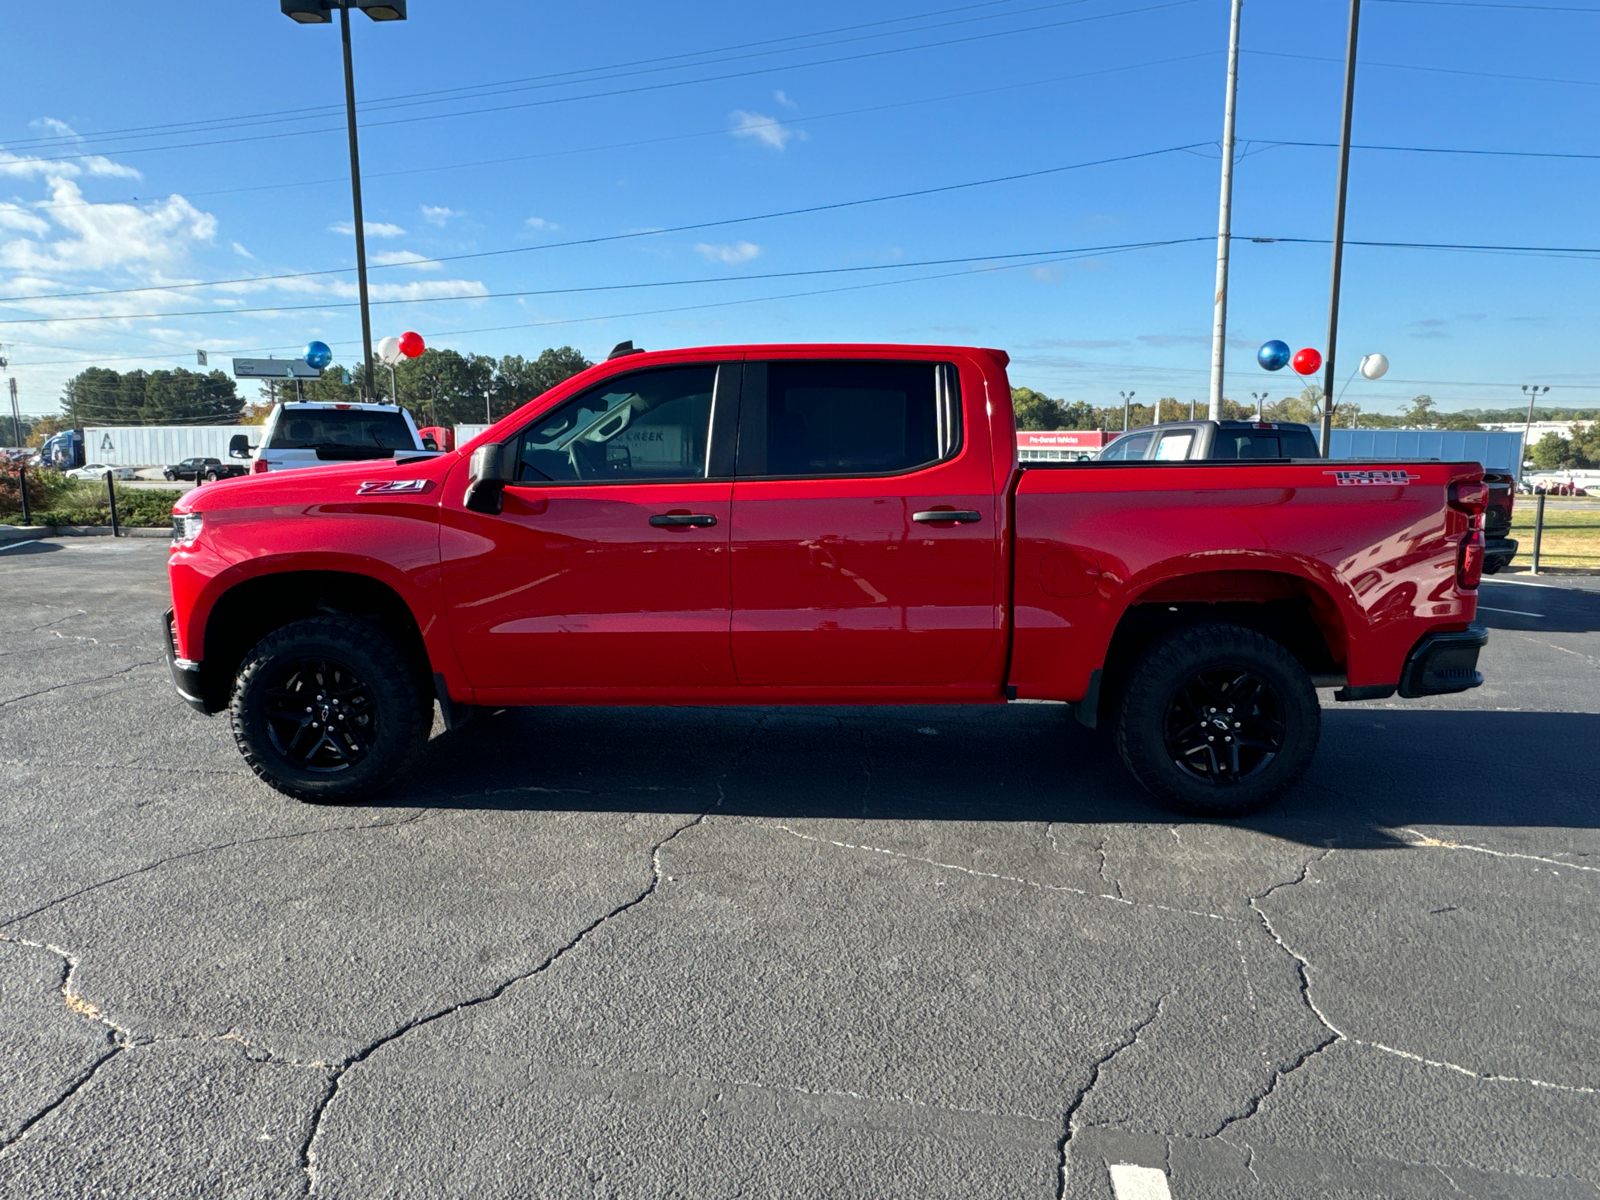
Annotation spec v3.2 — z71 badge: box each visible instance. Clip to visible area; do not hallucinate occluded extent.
[1325,469,1419,486]
[357,479,434,495]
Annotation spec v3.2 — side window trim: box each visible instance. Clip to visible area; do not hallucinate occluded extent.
[734,358,963,481]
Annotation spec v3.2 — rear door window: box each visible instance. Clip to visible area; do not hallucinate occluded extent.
[738,360,960,478]
[1213,428,1320,459]
[512,365,717,483]
[1154,431,1195,460]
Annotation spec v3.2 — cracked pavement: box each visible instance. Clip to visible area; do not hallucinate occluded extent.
[0,541,1596,1198]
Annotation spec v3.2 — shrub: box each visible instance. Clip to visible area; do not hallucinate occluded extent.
[0,473,181,528]
[0,460,79,519]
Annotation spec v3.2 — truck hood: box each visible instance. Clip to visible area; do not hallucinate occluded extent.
[173,450,459,514]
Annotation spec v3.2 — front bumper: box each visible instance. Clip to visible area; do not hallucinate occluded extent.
[162,608,210,714]
[1398,623,1487,698]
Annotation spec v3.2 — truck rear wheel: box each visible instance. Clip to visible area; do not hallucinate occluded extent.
[228,616,429,804]
[1114,623,1320,817]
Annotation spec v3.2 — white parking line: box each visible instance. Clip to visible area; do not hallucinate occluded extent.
[1478,605,1544,618]
[1109,1163,1173,1200]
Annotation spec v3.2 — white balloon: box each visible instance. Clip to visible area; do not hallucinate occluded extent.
[1360,352,1389,380]
[377,336,403,366]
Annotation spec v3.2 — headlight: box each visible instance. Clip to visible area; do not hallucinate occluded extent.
[172,512,204,545]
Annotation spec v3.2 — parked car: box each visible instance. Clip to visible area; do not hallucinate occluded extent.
[66,463,138,481]
[1097,419,1322,461]
[166,342,1488,816]
[164,457,248,483]
[226,401,440,475]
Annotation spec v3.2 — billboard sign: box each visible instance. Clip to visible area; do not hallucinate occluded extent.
[233,357,320,380]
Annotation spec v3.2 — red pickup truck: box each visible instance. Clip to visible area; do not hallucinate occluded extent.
[164,343,1487,816]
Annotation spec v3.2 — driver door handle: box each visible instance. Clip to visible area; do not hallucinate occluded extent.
[912,509,982,524]
[649,512,718,527]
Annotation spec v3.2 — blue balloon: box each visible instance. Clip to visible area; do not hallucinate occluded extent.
[1257,340,1291,371]
[303,340,333,370]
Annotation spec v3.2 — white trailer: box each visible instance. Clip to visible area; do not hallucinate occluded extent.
[454,424,491,446]
[84,425,255,468]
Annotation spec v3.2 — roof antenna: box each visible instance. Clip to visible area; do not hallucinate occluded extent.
[607,340,644,360]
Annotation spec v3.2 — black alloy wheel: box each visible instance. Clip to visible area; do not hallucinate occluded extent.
[260,656,377,773]
[1115,623,1320,816]
[229,615,429,803]
[1162,666,1284,785]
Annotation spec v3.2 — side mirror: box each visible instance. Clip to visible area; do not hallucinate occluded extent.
[464,442,515,514]
[421,436,439,451]
[228,434,253,459]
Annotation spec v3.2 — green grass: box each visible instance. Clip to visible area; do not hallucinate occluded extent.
[1510,503,1600,568]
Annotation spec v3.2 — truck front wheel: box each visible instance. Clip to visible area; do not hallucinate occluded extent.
[1114,623,1320,817]
[228,616,429,803]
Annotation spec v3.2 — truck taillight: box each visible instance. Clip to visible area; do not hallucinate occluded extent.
[1449,481,1488,516]
[253,459,269,474]
[1457,531,1484,590]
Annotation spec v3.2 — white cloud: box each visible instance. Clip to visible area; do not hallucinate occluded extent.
[83,156,142,180]
[0,203,49,236]
[1031,265,1062,283]
[774,90,798,109]
[0,177,216,275]
[29,117,80,140]
[232,241,254,259]
[329,220,405,238]
[0,151,79,179]
[371,249,442,271]
[695,241,761,265]
[525,216,559,231]
[730,110,793,151]
[420,205,457,226]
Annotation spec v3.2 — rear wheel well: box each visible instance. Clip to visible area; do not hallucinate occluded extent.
[200,572,432,712]
[1094,572,1345,728]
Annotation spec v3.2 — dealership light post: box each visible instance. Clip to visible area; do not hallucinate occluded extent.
[1319,0,1363,458]
[280,0,407,401]
[1522,384,1549,469]
[1120,390,1135,431]
[1208,0,1244,422]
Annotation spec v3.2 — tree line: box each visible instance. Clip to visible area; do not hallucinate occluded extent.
[32,346,594,445]
[1011,386,1514,433]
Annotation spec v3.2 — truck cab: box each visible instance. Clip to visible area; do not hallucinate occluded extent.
[228,401,437,475]
[1098,420,1322,462]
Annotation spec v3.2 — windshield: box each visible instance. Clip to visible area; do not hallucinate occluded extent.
[268,410,414,451]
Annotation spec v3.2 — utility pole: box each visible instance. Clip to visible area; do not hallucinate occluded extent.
[1319,0,1362,457]
[1522,384,1549,469]
[1121,390,1136,431]
[7,377,21,449]
[339,0,377,400]
[1208,0,1244,422]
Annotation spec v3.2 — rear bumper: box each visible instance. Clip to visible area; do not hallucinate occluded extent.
[1483,536,1518,574]
[1398,623,1487,698]
[162,608,210,714]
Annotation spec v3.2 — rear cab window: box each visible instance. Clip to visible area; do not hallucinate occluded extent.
[268,409,415,451]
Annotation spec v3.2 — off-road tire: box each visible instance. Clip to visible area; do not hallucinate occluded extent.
[1114,623,1320,817]
[229,615,429,804]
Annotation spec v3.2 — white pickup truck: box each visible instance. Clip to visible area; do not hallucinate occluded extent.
[228,401,442,475]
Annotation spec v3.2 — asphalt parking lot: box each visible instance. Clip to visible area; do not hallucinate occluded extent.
[1,539,1596,1200]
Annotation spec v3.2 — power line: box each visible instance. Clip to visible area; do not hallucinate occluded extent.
[27,50,1219,214]
[0,238,1213,326]
[0,143,1213,306]
[1244,234,1600,255]
[1248,47,1600,88]
[10,0,1201,166]
[1257,138,1600,161]
[1369,0,1600,12]
[0,0,1065,152]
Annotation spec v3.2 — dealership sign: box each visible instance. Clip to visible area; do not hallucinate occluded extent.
[1017,430,1113,450]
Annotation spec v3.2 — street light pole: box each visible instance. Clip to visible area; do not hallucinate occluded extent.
[1319,0,1362,458]
[337,1,376,401]
[1522,384,1549,468]
[1120,390,1136,431]
[1207,0,1244,422]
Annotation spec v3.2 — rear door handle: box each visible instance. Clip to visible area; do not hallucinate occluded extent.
[649,512,718,527]
[912,509,982,524]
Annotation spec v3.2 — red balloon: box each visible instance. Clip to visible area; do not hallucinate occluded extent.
[1292,347,1322,376]
[398,331,425,359]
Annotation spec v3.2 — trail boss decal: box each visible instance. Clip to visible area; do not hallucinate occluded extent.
[1325,469,1420,486]
[357,479,434,495]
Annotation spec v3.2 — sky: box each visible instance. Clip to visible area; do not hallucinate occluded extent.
[1,0,1596,422]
